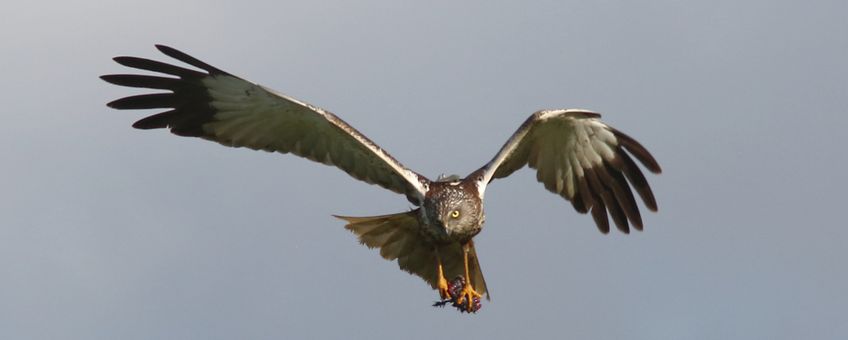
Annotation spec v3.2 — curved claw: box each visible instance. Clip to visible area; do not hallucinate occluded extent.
[456,284,482,309]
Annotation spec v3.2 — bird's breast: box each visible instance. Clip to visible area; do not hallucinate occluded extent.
[444,216,485,244]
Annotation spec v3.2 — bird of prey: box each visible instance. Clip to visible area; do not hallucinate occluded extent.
[102,45,661,312]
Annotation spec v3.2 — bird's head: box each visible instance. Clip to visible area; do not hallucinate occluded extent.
[423,181,483,238]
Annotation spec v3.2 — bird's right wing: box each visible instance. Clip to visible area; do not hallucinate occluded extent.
[102,45,429,203]
[474,109,661,233]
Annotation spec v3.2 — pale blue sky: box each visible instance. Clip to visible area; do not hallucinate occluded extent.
[2,1,846,339]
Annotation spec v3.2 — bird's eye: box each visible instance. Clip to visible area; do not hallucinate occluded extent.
[450,210,460,218]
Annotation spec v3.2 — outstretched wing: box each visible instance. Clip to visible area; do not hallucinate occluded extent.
[102,45,429,203]
[474,109,662,233]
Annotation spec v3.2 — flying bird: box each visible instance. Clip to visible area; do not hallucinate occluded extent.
[102,45,662,311]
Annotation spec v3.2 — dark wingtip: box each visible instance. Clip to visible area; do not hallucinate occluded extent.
[112,56,137,67]
[101,74,139,87]
[591,204,610,234]
[131,118,165,130]
[100,74,117,85]
[650,162,663,174]
[154,44,228,75]
[631,214,644,230]
[105,93,175,110]
[612,128,662,174]
[154,44,178,56]
[647,202,659,212]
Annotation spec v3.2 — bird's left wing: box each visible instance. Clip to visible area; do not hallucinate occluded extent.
[102,45,429,203]
[473,109,662,233]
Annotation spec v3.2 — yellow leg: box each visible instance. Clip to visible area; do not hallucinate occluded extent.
[455,244,482,309]
[436,252,451,299]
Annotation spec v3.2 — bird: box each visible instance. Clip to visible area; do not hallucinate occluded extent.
[102,45,662,311]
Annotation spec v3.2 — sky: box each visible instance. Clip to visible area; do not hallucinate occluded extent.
[2,1,846,339]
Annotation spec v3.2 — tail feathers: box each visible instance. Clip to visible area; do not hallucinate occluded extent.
[335,210,422,261]
[335,210,490,300]
[465,241,490,300]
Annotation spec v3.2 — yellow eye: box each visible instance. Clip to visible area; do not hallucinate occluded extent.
[450,210,460,218]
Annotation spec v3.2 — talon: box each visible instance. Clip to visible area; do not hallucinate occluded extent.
[444,276,481,313]
[433,244,485,313]
[456,284,482,309]
[455,243,483,313]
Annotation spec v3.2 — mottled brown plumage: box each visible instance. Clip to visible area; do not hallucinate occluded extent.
[102,45,662,310]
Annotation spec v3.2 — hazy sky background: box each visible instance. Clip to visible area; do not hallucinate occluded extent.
[2,1,846,339]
